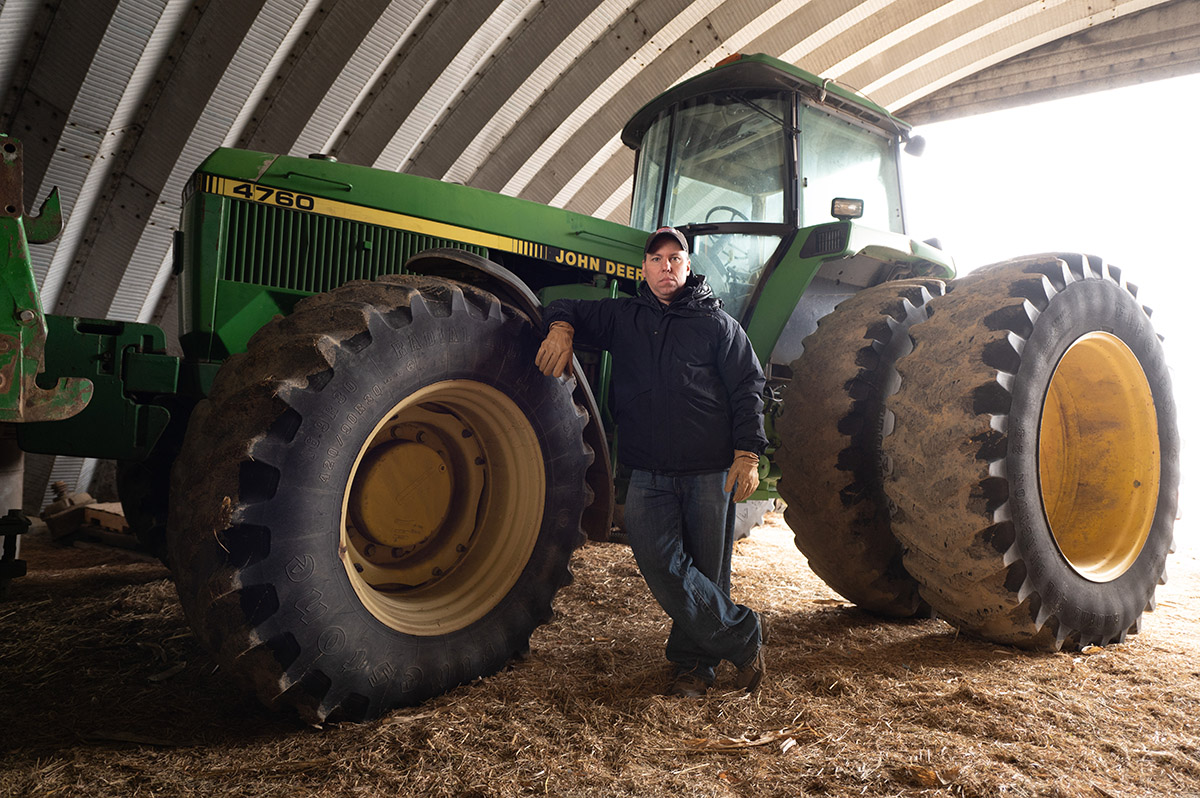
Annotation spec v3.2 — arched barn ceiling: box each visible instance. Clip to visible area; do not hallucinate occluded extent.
[3,0,1197,332]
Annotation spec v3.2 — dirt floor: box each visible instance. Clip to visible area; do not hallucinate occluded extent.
[1,513,1198,797]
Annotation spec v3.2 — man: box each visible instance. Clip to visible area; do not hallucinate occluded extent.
[535,226,769,697]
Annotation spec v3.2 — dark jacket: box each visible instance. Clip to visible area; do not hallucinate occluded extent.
[543,274,766,475]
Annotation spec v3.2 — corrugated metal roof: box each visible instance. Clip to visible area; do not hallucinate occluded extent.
[381,0,539,172]
[441,0,625,185]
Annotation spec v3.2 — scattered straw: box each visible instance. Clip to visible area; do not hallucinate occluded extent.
[3,515,1199,797]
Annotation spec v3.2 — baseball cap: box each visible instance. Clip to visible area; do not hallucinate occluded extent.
[644,226,688,254]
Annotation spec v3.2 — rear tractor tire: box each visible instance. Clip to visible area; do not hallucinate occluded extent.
[886,255,1178,650]
[776,279,943,616]
[167,276,593,721]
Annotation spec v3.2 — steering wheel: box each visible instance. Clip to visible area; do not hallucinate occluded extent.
[704,205,749,224]
[695,207,753,301]
[703,205,749,253]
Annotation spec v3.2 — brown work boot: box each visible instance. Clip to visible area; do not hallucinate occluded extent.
[734,613,769,693]
[665,670,711,698]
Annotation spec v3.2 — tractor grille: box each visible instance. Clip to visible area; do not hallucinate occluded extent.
[222,200,485,294]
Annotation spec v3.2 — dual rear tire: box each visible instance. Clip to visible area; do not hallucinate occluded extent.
[779,256,1178,649]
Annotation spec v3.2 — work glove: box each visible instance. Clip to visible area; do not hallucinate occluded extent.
[535,321,574,377]
[724,450,760,503]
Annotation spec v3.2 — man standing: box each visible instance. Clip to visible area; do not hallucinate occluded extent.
[535,226,769,697]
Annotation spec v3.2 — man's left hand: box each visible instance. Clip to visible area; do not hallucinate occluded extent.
[725,450,760,503]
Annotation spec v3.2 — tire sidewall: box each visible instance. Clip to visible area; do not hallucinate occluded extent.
[1006,276,1178,639]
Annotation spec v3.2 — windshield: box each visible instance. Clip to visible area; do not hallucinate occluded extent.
[632,92,790,230]
[800,105,903,233]
[663,93,789,226]
[630,93,789,317]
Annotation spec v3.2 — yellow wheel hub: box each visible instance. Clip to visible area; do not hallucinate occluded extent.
[1039,332,1159,582]
[349,441,451,549]
[340,380,545,635]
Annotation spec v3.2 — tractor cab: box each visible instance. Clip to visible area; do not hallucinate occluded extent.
[623,53,909,322]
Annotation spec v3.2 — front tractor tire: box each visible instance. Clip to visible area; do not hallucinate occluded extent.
[167,276,593,722]
[886,255,1179,650]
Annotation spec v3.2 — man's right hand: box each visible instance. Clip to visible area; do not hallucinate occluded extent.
[535,321,575,377]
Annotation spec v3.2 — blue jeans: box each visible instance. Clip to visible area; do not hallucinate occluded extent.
[624,469,761,683]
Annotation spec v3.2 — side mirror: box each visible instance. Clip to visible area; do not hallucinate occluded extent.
[831,198,864,221]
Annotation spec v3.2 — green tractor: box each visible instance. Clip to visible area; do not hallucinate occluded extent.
[2,53,1177,721]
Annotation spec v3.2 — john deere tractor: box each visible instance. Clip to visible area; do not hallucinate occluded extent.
[2,53,1177,721]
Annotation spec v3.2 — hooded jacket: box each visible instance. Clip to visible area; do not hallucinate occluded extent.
[543,273,767,475]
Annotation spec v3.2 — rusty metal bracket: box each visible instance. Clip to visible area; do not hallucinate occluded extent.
[0,138,25,219]
[0,135,93,422]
